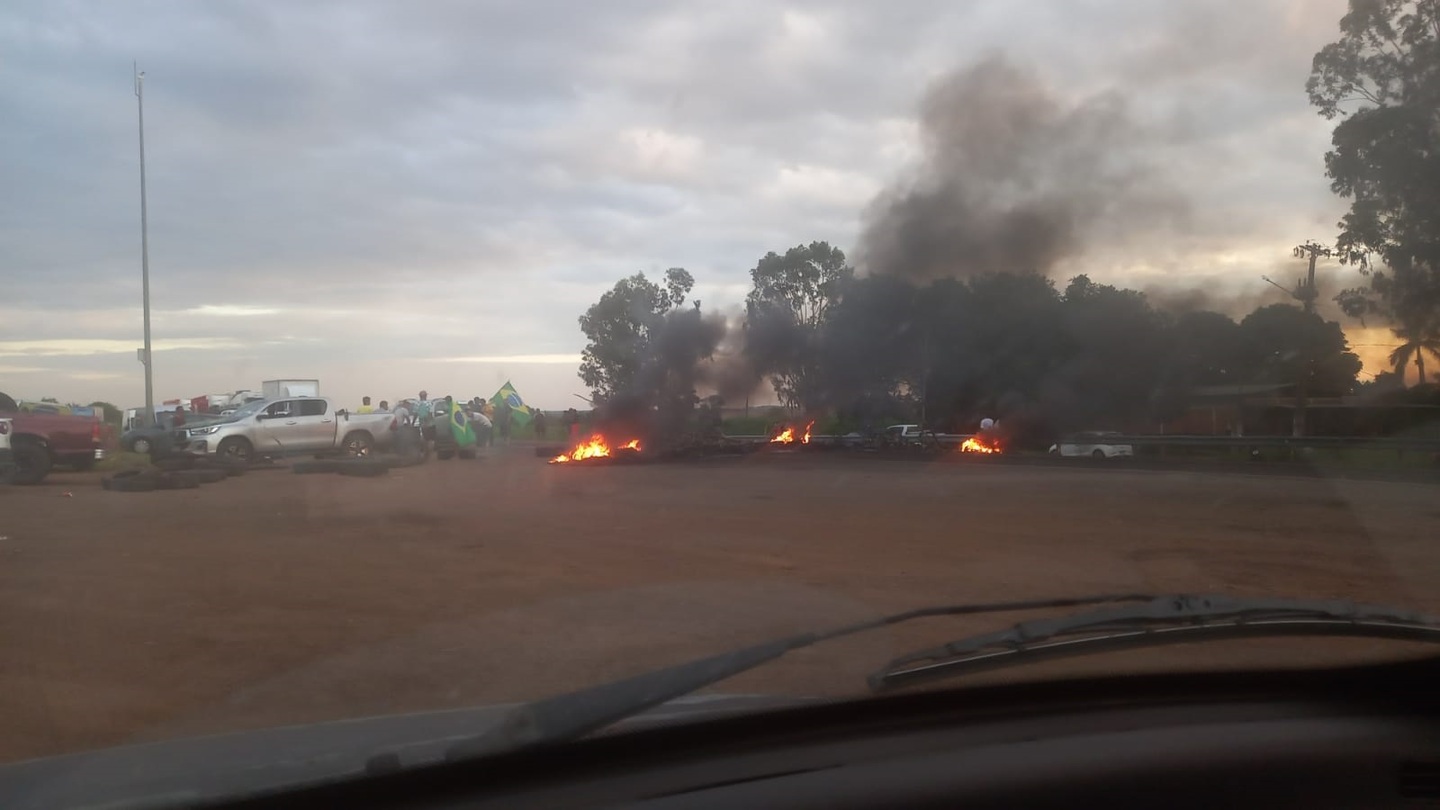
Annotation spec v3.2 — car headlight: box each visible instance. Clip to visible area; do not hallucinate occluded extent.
[190,425,221,436]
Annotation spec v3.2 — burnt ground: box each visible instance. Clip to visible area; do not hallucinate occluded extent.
[1,446,1438,762]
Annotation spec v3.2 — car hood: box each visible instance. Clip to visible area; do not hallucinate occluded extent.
[0,694,808,810]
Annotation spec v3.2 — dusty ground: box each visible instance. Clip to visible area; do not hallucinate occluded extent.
[1,447,1437,762]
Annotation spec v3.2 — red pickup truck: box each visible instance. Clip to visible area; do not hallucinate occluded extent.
[1,410,107,484]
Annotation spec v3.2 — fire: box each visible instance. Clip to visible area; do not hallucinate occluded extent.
[550,435,642,463]
[960,436,1001,454]
[770,421,816,445]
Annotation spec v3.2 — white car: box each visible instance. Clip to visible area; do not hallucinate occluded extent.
[1050,431,1134,459]
[0,417,12,481]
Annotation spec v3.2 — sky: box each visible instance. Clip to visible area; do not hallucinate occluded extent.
[1,0,1401,410]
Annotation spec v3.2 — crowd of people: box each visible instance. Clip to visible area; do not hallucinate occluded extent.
[348,390,578,444]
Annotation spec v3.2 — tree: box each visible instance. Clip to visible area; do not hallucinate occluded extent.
[1237,305,1363,397]
[1388,315,1440,384]
[744,242,853,409]
[1308,0,1440,322]
[88,401,123,427]
[578,268,694,400]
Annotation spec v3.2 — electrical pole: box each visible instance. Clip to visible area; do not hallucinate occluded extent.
[135,63,155,428]
[1288,241,1331,436]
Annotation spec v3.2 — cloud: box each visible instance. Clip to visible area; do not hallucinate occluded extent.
[421,354,585,365]
[0,0,1366,407]
[0,338,243,358]
[0,365,50,374]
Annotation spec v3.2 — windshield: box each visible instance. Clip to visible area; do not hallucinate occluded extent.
[3,0,1440,803]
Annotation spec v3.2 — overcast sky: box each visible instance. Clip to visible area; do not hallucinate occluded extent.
[3,0,1396,410]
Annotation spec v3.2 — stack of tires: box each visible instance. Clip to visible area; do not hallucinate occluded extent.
[101,457,247,493]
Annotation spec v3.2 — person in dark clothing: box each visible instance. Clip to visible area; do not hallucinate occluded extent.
[496,399,512,442]
[172,405,187,427]
[532,409,547,441]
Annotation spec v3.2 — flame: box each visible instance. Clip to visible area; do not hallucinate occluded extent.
[550,434,641,463]
[770,420,816,445]
[960,436,1001,454]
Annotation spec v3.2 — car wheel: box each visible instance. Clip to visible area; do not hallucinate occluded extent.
[132,437,152,455]
[216,437,253,464]
[1092,448,1107,459]
[8,440,51,485]
[342,432,374,458]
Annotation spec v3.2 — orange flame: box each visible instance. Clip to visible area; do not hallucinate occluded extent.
[770,421,815,445]
[550,434,641,463]
[960,436,1001,454]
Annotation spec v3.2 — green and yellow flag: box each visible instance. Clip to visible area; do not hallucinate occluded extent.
[439,398,477,447]
[489,380,533,426]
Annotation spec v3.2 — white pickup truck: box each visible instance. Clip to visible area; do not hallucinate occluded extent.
[174,396,397,463]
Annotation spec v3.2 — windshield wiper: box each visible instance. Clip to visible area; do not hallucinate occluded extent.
[440,593,1152,762]
[439,593,1440,764]
[869,594,1440,692]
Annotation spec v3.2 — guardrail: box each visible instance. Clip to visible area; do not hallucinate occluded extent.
[1077,435,1440,452]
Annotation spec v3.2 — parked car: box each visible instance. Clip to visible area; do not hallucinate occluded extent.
[122,411,226,456]
[0,417,13,482]
[1050,431,1135,459]
[0,409,107,484]
[174,396,398,463]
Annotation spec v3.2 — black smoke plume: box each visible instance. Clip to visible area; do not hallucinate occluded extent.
[857,57,1176,281]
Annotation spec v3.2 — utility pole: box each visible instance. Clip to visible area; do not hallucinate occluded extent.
[135,63,155,428]
[1262,241,1332,437]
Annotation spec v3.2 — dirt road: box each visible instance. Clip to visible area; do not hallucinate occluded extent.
[1,449,1436,761]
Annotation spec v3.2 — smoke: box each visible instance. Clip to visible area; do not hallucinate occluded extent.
[595,306,730,445]
[857,57,1178,281]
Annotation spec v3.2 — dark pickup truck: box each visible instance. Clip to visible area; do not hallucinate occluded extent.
[1,410,107,484]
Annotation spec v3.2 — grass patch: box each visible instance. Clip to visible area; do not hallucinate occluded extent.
[94,452,152,473]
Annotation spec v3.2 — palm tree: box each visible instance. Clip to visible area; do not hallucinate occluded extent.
[1388,319,1440,387]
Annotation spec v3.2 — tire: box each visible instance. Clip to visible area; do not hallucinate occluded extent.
[196,468,227,484]
[292,459,342,475]
[107,470,159,492]
[159,470,201,490]
[436,448,455,461]
[9,441,51,485]
[341,431,375,458]
[216,437,253,464]
[132,437,152,455]
[336,459,390,477]
[1092,449,1106,460]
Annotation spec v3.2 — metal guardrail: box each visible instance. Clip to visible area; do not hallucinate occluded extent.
[1080,435,1440,451]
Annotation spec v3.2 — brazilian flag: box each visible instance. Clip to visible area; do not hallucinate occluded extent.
[489,380,533,426]
[440,398,477,447]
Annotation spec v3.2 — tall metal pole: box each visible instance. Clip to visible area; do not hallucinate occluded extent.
[135,63,155,427]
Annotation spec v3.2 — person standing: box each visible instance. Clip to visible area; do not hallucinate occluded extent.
[532,409,547,441]
[392,399,411,425]
[496,398,512,443]
[377,400,389,413]
[357,396,375,414]
[172,405,187,427]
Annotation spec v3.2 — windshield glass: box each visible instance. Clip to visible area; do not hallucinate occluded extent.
[3,0,1440,804]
